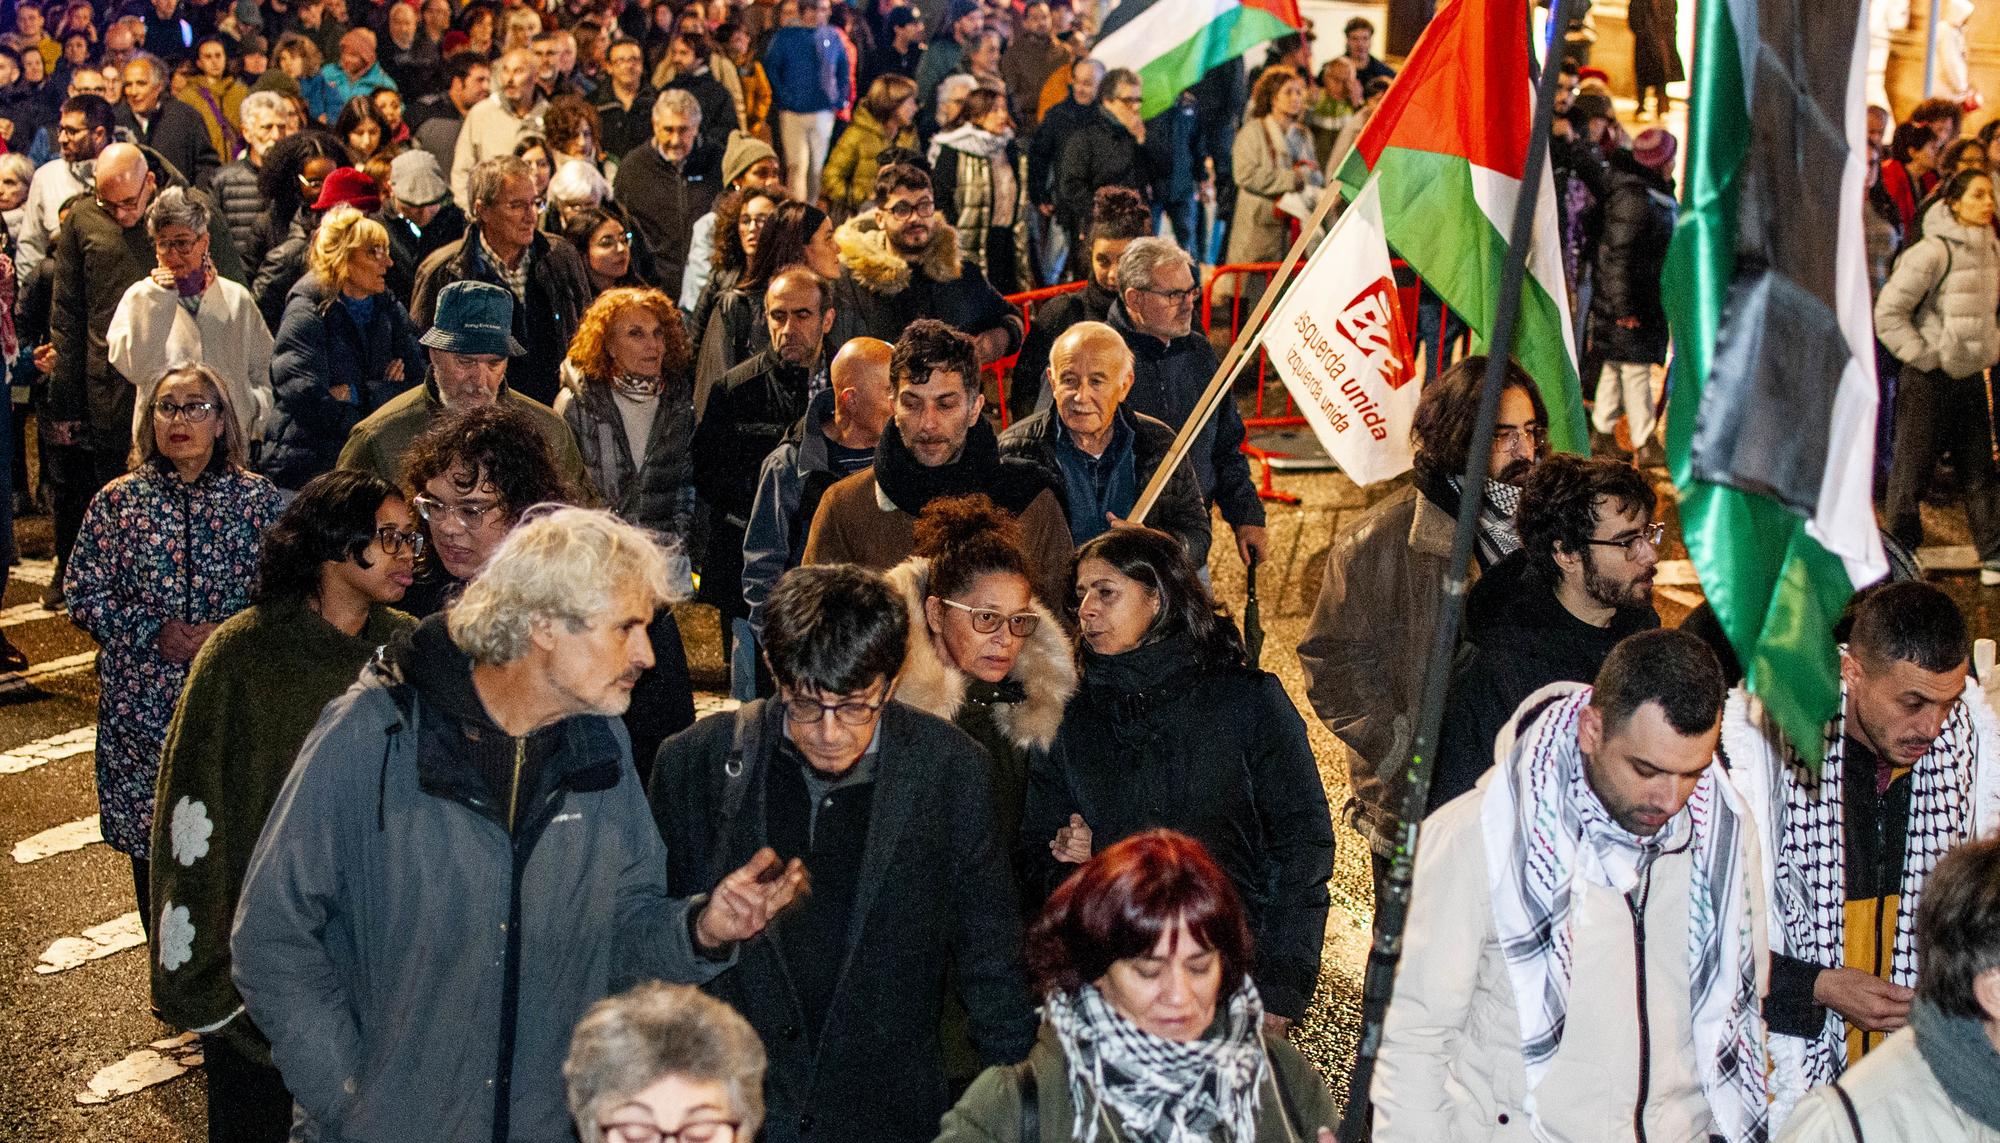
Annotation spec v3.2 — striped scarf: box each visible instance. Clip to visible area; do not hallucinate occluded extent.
[1045,978,1268,1143]
[1483,683,1770,1143]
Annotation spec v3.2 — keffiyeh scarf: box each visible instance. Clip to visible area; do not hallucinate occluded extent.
[1449,475,1524,567]
[1483,683,1770,1143]
[1045,978,1268,1143]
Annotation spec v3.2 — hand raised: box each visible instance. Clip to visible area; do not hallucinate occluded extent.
[694,847,809,949]
[1050,814,1092,864]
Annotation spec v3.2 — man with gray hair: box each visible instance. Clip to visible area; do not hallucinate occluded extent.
[211,89,301,255]
[1108,235,1267,565]
[614,86,723,294]
[234,506,807,1143]
[412,154,593,405]
[116,52,219,189]
[999,319,1212,562]
[451,47,547,203]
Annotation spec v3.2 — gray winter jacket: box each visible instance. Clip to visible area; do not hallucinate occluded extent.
[555,359,698,540]
[1875,200,2000,380]
[231,636,729,1143]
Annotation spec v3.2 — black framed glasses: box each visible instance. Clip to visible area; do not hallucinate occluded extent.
[153,235,203,256]
[412,492,507,531]
[780,690,890,727]
[599,1118,740,1143]
[372,525,426,558]
[1141,284,1200,305]
[1582,520,1666,560]
[940,598,1039,638]
[885,198,936,220]
[152,399,216,423]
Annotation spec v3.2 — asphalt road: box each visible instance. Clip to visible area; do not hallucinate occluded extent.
[3,455,1993,1139]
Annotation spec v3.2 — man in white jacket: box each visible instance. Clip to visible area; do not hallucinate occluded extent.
[107,186,273,456]
[450,48,547,204]
[1374,629,1771,1143]
[1726,581,2000,1127]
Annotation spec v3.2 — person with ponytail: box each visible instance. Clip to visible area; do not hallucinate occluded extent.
[1022,525,1333,1028]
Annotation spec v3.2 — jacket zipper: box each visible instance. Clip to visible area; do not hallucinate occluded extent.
[506,736,526,833]
[1627,866,1653,1143]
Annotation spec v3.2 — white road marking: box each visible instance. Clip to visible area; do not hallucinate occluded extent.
[35,911,144,974]
[0,601,58,628]
[693,693,741,716]
[75,1033,203,1105]
[0,726,96,775]
[1652,559,1699,587]
[0,650,97,695]
[1919,544,1979,572]
[10,558,54,587]
[12,814,102,862]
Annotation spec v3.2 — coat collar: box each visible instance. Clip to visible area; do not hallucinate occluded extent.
[833,210,962,296]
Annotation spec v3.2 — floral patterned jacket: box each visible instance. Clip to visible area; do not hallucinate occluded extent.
[65,461,283,857]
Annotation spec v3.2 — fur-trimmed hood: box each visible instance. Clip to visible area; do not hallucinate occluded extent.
[882,556,1076,751]
[834,210,964,296]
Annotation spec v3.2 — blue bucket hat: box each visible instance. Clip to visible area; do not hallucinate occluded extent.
[420,281,526,357]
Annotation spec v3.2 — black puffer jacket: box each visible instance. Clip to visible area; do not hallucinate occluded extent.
[212,159,265,261]
[1020,634,1334,1019]
[827,214,1022,355]
[264,272,426,490]
[1108,299,1263,530]
[1052,110,1150,236]
[1588,150,1677,364]
[373,202,466,309]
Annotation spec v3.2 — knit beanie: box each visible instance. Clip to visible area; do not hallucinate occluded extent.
[723,130,779,187]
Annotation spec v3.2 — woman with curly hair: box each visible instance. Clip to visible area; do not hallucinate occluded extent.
[147,469,418,1140]
[555,286,699,543]
[543,93,603,168]
[685,183,783,351]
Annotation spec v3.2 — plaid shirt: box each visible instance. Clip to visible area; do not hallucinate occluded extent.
[479,232,531,302]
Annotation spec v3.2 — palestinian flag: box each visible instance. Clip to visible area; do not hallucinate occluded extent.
[1093,0,1301,119]
[1333,0,1587,453]
[1662,0,1885,767]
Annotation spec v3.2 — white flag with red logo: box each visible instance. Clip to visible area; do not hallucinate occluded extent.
[1260,178,1420,487]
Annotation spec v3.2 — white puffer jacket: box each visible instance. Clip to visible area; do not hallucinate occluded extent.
[1875,199,2000,380]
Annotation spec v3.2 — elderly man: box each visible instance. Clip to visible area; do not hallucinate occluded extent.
[411,155,592,406]
[1108,236,1266,563]
[662,33,738,151]
[742,337,894,640]
[1376,629,1771,1143]
[1008,185,1149,420]
[211,90,301,257]
[17,91,116,278]
[117,52,218,189]
[307,27,397,121]
[804,319,1072,609]
[233,507,807,1143]
[339,279,587,489]
[651,563,1037,1143]
[1728,582,2000,1119]
[532,27,591,101]
[615,88,723,297]
[829,163,1023,366]
[450,48,546,203]
[999,320,1210,561]
[375,150,466,306]
[1298,355,1549,914]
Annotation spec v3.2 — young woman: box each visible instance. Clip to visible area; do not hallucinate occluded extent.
[180,35,248,160]
[147,469,418,1143]
[930,87,1028,293]
[1226,67,1321,268]
[824,74,918,222]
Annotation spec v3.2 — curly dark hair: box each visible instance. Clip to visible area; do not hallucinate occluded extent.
[542,94,602,157]
[259,130,352,226]
[1516,453,1657,587]
[710,185,788,276]
[1088,186,1152,244]
[398,403,578,517]
[257,469,403,605]
[1070,526,1246,668]
[1409,354,1547,481]
[912,494,1029,601]
[890,318,979,394]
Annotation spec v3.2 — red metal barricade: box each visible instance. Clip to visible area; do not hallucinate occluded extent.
[986,280,1088,428]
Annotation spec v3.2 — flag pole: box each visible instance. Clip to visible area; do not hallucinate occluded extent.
[1336,0,1576,1134]
[1127,161,1347,526]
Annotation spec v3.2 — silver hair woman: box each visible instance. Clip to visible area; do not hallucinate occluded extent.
[565,981,767,1142]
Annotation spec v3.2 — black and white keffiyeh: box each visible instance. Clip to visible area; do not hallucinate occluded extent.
[1449,475,1524,567]
[1045,977,1268,1143]
[1482,683,1770,1143]
[1725,677,2000,1118]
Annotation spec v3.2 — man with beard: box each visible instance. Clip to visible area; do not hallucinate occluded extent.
[17,91,114,278]
[802,319,1072,609]
[1430,453,1661,812]
[1298,355,1548,916]
[829,163,1023,366]
[1725,582,2000,1119]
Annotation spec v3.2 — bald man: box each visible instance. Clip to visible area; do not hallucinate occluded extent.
[999,320,1213,564]
[742,336,896,638]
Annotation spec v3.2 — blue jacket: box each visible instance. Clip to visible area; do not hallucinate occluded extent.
[763,26,849,114]
[306,61,398,122]
[264,272,426,490]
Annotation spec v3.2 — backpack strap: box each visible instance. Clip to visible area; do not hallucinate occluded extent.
[705,700,764,885]
[1016,1057,1039,1143]
[1833,1082,1864,1143]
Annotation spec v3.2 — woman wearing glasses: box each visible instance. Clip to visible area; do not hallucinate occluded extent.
[1021,526,1333,1031]
[264,203,426,491]
[64,364,285,942]
[147,469,419,1142]
[695,198,839,394]
[565,982,766,1143]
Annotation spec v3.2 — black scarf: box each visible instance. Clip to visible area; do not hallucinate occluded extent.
[1077,634,1209,759]
[872,416,1053,516]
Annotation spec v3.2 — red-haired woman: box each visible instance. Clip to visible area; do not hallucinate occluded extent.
[938,831,1339,1142]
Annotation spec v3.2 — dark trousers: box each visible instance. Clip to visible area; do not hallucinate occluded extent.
[1885,363,2000,562]
[1153,198,1203,263]
[131,854,151,937]
[48,442,127,582]
[201,1034,295,1143]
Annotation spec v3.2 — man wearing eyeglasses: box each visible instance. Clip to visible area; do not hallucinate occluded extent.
[17,91,114,279]
[1431,454,1662,814]
[1051,67,1151,250]
[373,149,467,306]
[651,563,1037,1143]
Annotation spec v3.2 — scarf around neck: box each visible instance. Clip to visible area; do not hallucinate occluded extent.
[872,417,1050,516]
[1046,978,1269,1143]
[1912,998,2000,1130]
[1483,683,1770,1143]
[1447,474,1524,566]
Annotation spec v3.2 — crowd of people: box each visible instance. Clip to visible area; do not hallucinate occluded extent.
[0,1,1996,1141]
